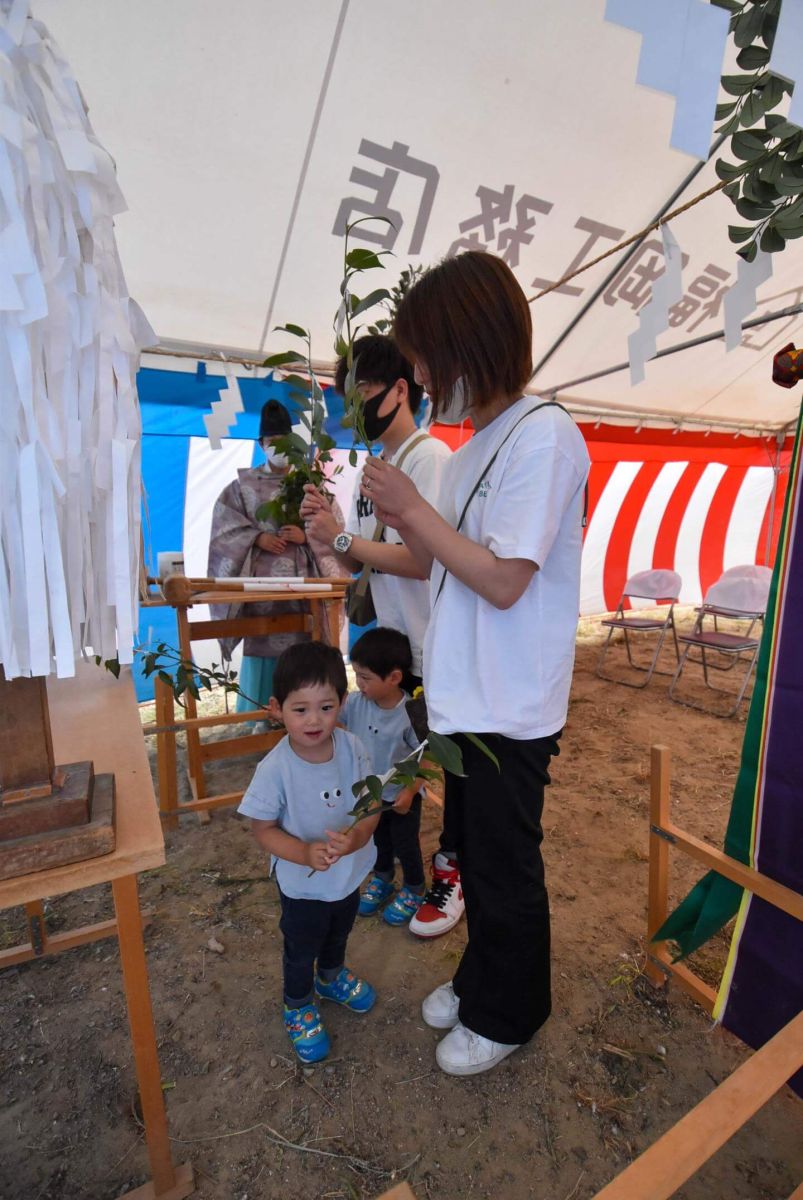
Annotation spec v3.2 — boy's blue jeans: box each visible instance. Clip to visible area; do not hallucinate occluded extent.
[278,886,360,1007]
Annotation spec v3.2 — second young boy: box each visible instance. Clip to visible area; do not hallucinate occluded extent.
[341,628,426,926]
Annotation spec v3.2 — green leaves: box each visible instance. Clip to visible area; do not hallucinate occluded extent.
[728,224,757,243]
[760,223,786,252]
[350,288,391,317]
[427,731,466,777]
[736,43,771,70]
[462,731,501,770]
[262,350,305,369]
[345,248,386,272]
[275,323,309,340]
[95,654,121,678]
[131,643,268,711]
[731,130,771,161]
[714,1,803,260]
[721,73,759,97]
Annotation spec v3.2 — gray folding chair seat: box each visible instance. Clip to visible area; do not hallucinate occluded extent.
[596,568,682,688]
[668,565,772,718]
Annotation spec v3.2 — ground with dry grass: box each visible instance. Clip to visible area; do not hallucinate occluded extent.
[1,620,800,1200]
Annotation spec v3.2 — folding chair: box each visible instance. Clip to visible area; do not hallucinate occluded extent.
[596,569,682,688]
[668,565,772,718]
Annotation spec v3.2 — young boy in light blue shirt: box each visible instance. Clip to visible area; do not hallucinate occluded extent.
[341,628,426,926]
[238,641,380,1064]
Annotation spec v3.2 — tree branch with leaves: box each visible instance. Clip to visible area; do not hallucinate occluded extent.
[712,0,803,260]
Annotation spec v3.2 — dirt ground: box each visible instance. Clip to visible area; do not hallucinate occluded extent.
[1,620,801,1200]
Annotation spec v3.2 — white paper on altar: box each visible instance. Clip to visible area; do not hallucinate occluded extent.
[0,4,150,679]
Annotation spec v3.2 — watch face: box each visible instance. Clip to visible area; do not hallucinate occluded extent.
[334,533,352,552]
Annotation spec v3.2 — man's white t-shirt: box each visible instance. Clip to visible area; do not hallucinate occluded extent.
[348,430,451,677]
[423,398,590,740]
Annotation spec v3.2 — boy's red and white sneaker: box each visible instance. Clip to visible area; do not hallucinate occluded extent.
[409,853,464,939]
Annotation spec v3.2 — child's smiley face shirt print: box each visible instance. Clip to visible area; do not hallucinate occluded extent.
[320,787,342,809]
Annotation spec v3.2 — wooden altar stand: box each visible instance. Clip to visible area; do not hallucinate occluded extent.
[151,582,347,826]
[588,744,803,1198]
[0,662,194,1200]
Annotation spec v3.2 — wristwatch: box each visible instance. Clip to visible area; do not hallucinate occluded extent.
[333,531,355,554]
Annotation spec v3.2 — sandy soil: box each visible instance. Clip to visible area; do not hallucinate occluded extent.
[1,622,801,1200]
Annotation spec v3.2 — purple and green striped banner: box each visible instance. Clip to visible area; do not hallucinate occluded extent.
[654,400,803,1094]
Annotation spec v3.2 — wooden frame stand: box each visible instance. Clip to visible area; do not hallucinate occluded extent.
[149,585,345,826]
[645,744,803,1009]
[0,664,194,1199]
[591,743,803,1197]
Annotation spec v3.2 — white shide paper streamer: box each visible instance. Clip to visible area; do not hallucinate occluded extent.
[605,0,730,161]
[203,361,245,450]
[0,3,154,679]
[627,224,685,385]
[722,248,774,351]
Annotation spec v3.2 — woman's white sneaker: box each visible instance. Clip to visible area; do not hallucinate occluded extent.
[421,981,460,1029]
[435,1022,520,1076]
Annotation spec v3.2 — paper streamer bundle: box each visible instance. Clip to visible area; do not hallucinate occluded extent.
[0,2,153,679]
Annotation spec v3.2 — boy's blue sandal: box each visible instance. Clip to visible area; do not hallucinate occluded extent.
[358,875,395,916]
[383,886,424,926]
[315,966,376,1012]
[283,1002,330,1063]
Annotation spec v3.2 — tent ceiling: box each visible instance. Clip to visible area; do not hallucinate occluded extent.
[35,0,803,431]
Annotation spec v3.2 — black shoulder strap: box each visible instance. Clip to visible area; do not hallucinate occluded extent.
[433,400,587,607]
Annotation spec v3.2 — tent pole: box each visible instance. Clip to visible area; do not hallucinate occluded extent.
[541,302,803,396]
[764,432,786,566]
[531,135,728,381]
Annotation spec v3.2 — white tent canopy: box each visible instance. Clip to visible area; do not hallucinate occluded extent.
[35,0,803,434]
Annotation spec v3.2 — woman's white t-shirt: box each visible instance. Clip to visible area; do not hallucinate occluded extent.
[423,398,590,740]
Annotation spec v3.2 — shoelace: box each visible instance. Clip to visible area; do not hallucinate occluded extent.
[423,876,456,911]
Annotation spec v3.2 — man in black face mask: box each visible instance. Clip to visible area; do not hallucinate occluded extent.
[301,336,465,940]
[303,334,450,688]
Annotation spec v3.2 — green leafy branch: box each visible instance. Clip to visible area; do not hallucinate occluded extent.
[333,218,393,465]
[257,324,339,526]
[307,728,500,875]
[366,264,425,337]
[259,219,394,492]
[97,643,274,715]
[712,0,803,260]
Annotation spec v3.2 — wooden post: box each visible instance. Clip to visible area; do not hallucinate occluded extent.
[310,597,323,641]
[154,676,178,830]
[646,744,671,989]
[176,606,206,802]
[112,873,177,1196]
[25,899,46,955]
[0,671,55,798]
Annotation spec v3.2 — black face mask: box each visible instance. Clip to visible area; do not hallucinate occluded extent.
[362,383,401,442]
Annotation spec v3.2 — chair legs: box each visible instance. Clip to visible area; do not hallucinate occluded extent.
[596,615,679,690]
[668,641,760,718]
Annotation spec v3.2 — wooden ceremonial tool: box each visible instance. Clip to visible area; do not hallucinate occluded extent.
[0,669,115,880]
[161,574,352,604]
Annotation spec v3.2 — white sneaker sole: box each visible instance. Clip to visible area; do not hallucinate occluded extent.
[409,909,464,939]
[421,1005,460,1030]
[435,1039,519,1076]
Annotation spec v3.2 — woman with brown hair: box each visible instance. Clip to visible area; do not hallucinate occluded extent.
[361,251,590,1075]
